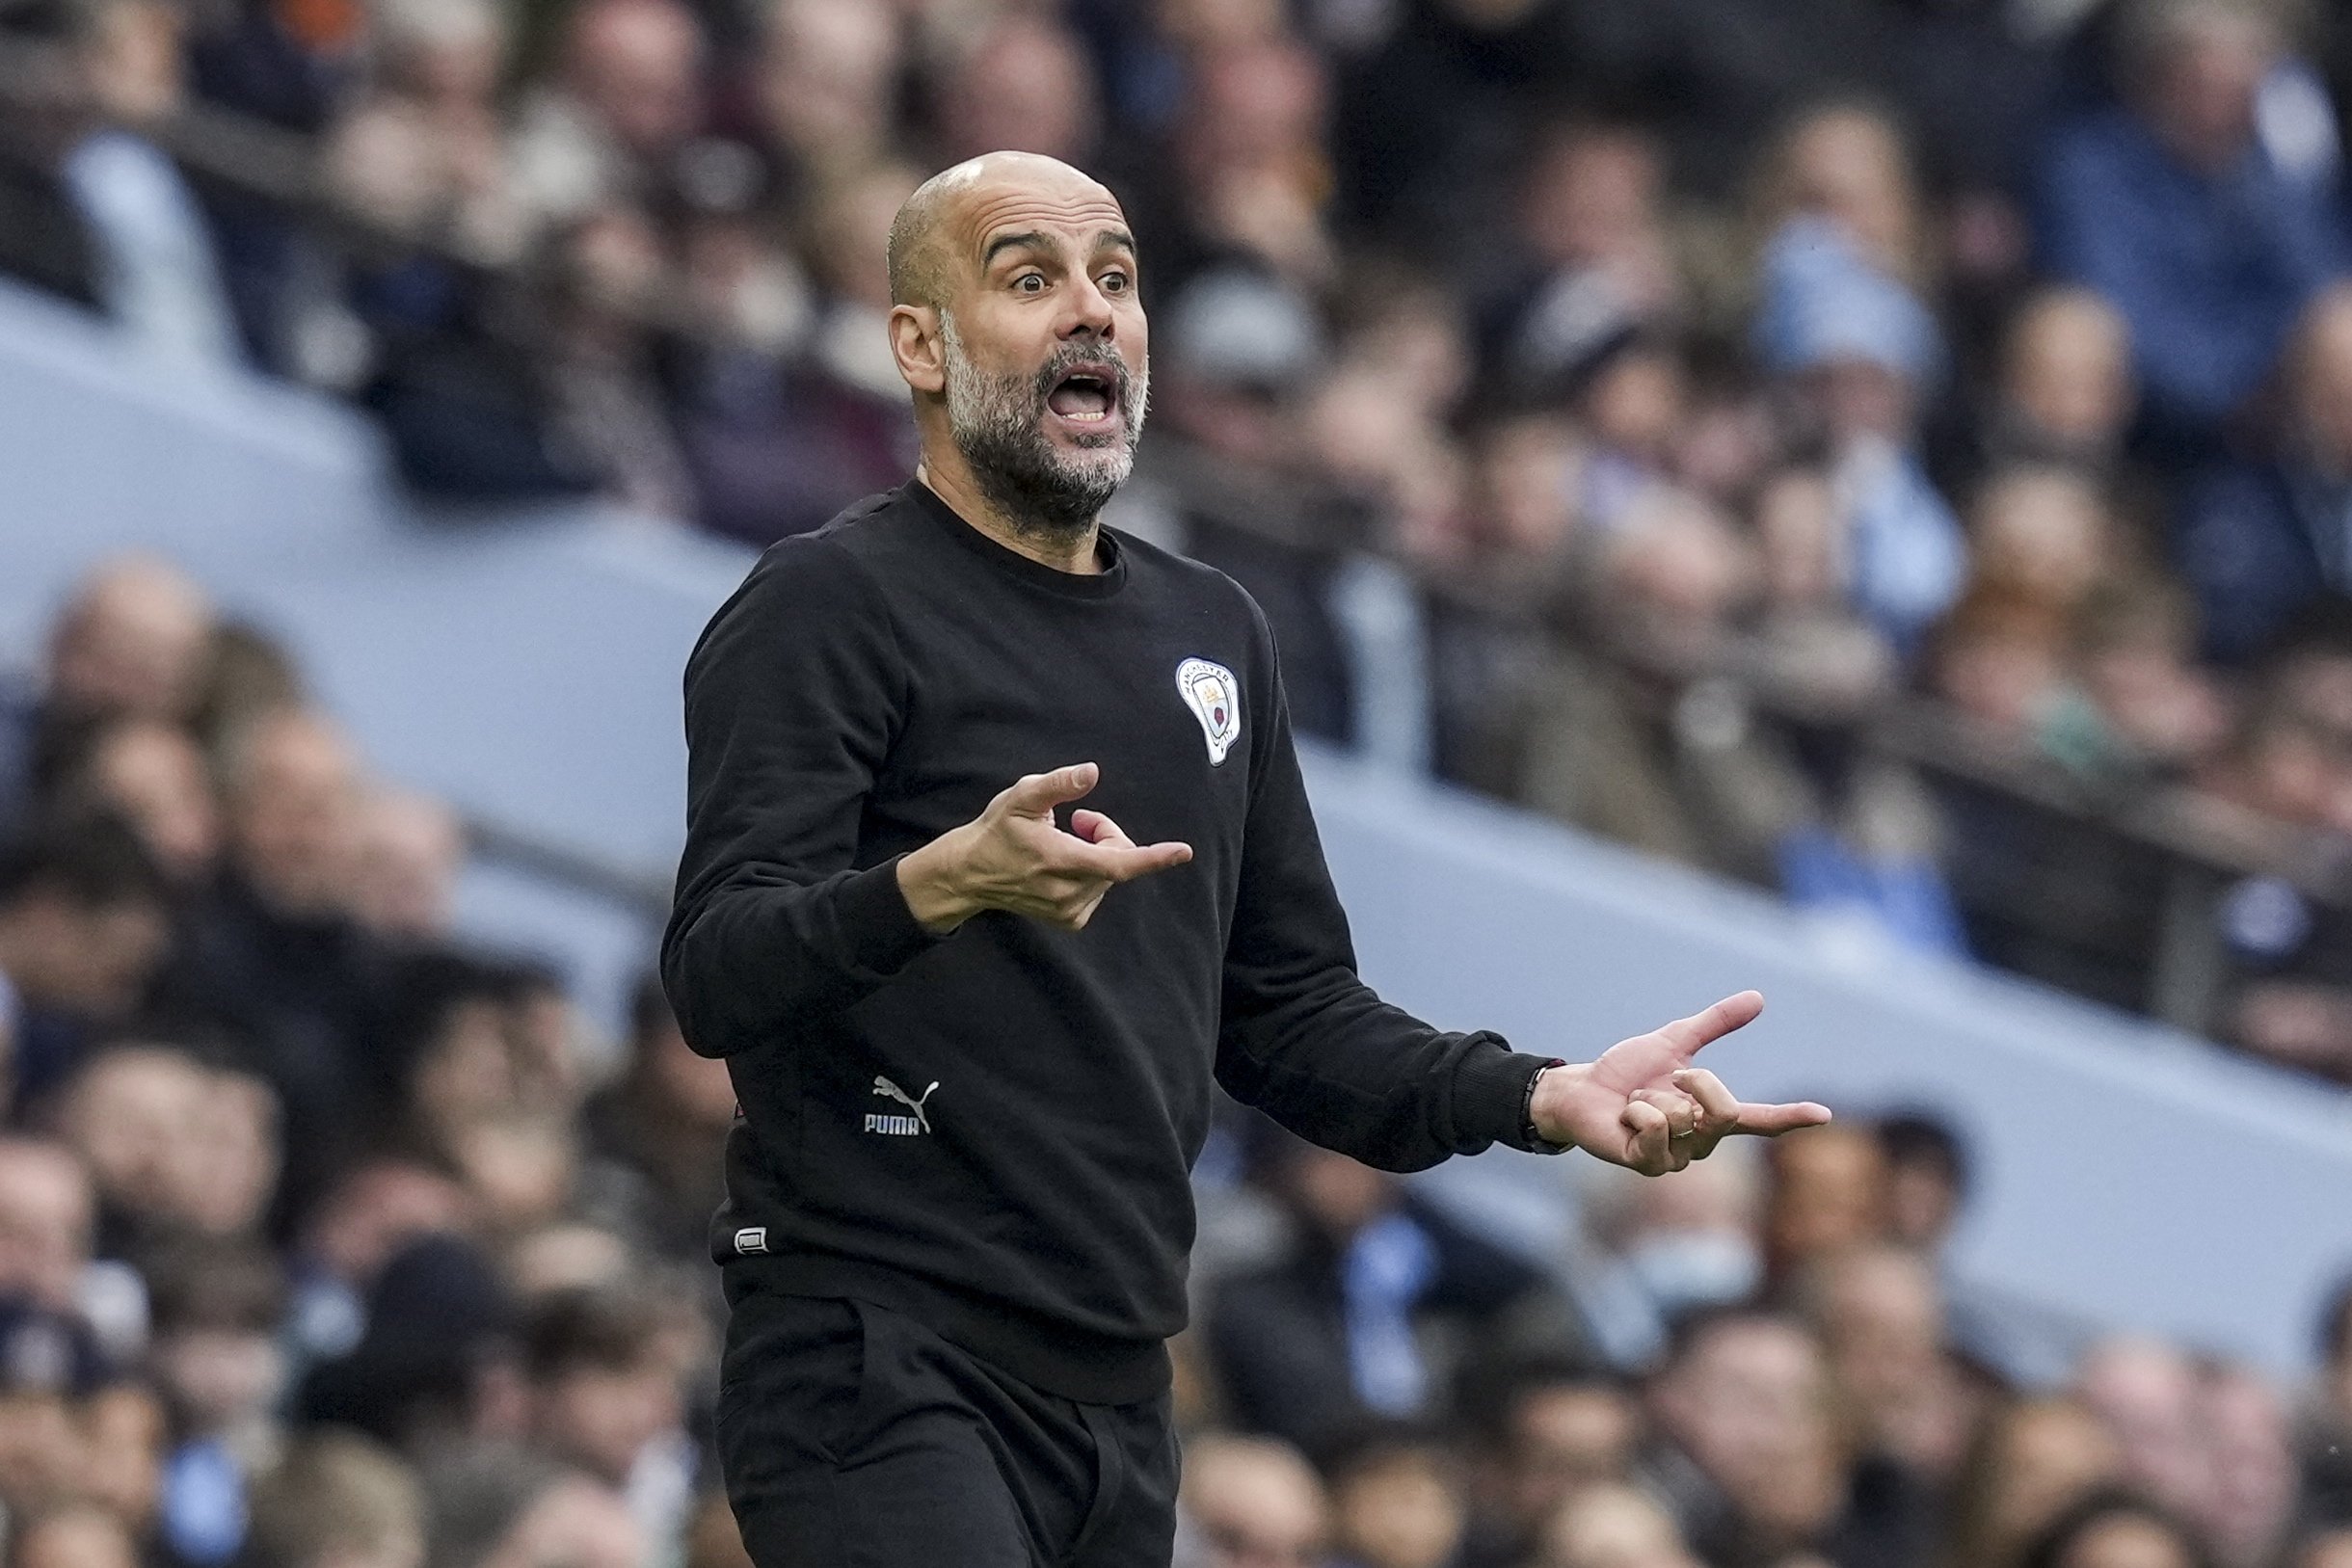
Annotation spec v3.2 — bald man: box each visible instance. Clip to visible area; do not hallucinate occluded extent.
[664,151,1828,1567]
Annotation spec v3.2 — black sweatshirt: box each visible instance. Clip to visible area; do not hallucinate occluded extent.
[661,481,1556,1403]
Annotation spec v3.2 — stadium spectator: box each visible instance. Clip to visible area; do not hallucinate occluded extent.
[1640,1308,1847,1564]
[2073,1337,2211,1526]
[419,1446,642,1568]
[580,975,733,1262]
[1531,1481,1702,1568]
[144,1240,288,1566]
[349,786,466,943]
[0,820,173,1094]
[2017,1489,2216,1568]
[1752,218,1964,659]
[2179,283,2352,662]
[240,1431,425,1568]
[1576,1149,1765,1367]
[51,0,243,365]
[1763,1123,1890,1288]
[1460,1362,1644,1568]
[1323,1429,1468,1568]
[2036,0,2348,449]
[928,12,1101,172]
[506,0,704,236]
[320,0,521,271]
[517,1286,692,1542]
[1206,1135,1574,1456]
[50,1045,279,1251]
[1796,1243,1976,1494]
[2197,1362,2298,1568]
[0,1139,94,1326]
[745,0,903,206]
[40,719,220,886]
[678,160,921,545]
[1173,1433,1327,1568]
[1969,287,2141,488]
[1942,1396,2127,1568]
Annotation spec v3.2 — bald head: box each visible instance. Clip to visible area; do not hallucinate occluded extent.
[886,151,1118,311]
[49,554,214,722]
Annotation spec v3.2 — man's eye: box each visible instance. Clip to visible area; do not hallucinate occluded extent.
[1101,272,1130,294]
[1015,274,1046,293]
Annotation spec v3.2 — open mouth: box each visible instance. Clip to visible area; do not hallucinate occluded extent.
[1045,364,1120,426]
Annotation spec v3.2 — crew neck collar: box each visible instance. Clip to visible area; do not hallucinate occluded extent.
[907,479,1127,600]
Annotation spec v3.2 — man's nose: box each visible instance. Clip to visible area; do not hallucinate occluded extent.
[1060,275,1116,339]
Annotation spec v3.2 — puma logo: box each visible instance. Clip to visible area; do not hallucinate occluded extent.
[867,1075,940,1135]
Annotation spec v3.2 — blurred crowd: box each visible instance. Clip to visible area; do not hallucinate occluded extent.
[17,0,2352,1071]
[1,551,2350,1568]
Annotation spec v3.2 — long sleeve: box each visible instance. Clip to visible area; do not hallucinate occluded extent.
[1214,647,1553,1170]
[661,536,942,1058]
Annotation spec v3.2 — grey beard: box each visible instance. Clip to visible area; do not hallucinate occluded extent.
[940,314,1149,542]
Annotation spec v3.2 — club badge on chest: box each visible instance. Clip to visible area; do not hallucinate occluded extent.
[1176,657,1241,766]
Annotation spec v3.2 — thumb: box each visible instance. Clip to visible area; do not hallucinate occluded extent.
[1000,762,1099,817]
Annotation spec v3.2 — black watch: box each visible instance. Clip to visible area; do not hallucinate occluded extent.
[1521,1058,1572,1155]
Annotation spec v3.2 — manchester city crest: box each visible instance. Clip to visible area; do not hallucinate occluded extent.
[1175,657,1241,766]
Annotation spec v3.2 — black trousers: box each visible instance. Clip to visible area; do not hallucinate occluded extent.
[715,1286,1180,1567]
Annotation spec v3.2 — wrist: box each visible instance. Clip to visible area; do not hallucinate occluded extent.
[1523,1059,1578,1153]
[896,833,981,933]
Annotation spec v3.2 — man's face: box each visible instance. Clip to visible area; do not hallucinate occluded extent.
[932,172,1151,536]
[11,896,168,1020]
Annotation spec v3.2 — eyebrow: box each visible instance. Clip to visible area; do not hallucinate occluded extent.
[981,231,1052,269]
[980,228,1139,269]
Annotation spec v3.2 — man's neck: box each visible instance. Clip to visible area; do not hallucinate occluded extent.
[916,455,1103,575]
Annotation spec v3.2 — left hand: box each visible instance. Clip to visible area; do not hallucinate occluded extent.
[1528,991,1831,1175]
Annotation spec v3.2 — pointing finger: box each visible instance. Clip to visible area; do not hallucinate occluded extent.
[1070,838,1193,884]
[1729,1101,1834,1136]
[1657,991,1765,1061]
[1002,763,1100,815]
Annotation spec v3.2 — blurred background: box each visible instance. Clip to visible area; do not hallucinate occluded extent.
[2,0,2352,1566]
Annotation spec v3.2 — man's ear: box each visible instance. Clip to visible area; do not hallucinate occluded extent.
[890,304,947,397]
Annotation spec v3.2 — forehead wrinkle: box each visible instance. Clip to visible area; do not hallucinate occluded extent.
[954,190,1130,272]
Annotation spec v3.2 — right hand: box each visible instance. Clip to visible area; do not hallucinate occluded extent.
[896,763,1193,934]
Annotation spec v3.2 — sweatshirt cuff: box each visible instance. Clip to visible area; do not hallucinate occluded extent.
[1454,1038,1564,1155]
[839,857,949,977]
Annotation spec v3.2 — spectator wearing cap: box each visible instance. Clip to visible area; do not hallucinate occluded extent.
[2036,0,2348,453]
[1753,217,1967,658]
